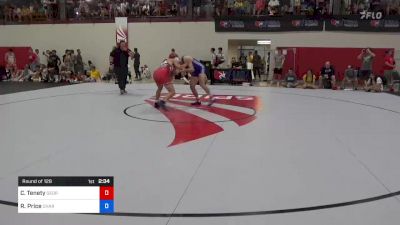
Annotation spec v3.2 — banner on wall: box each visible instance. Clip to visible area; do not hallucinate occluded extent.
[212,69,252,84]
[215,16,323,32]
[115,17,128,44]
[325,16,400,32]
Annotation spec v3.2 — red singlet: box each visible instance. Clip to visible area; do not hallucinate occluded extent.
[153,65,173,85]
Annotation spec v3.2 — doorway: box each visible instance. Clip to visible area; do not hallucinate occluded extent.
[228,39,272,81]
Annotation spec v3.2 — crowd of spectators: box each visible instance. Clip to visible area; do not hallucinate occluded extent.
[1,47,103,83]
[214,0,332,17]
[343,0,400,16]
[1,0,399,24]
[1,1,58,23]
[227,47,398,92]
[67,0,184,20]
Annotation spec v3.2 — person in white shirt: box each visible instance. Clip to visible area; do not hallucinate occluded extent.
[210,48,217,68]
[34,49,41,65]
[365,74,383,92]
[268,0,280,15]
[142,1,151,16]
[4,48,17,76]
[120,1,128,16]
[215,47,225,68]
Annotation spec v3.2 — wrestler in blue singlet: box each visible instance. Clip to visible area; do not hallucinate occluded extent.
[191,58,206,77]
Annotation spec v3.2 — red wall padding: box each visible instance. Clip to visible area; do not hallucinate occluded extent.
[0,47,32,69]
[278,47,394,81]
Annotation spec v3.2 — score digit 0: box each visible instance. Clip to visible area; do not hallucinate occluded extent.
[100,186,114,200]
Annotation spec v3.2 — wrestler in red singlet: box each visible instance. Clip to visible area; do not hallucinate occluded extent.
[153,57,182,109]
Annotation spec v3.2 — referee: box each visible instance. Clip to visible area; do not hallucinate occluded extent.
[110,41,133,95]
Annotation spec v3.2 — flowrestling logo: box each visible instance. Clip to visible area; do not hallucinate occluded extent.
[360,11,383,20]
[144,94,261,147]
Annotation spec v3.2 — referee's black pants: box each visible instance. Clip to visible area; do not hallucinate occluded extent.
[115,67,128,91]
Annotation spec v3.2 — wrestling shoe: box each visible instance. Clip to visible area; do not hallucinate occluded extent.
[191,101,201,106]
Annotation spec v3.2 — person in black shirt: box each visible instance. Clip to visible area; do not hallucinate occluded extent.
[0,65,6,81]
[46,50,61,82]
[133,48,141,80]
[320,61,336,89]
[110,41,134,95]
[231,57,242,69]
[253,50,262,80]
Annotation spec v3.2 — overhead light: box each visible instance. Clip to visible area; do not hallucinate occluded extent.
[257,40,271,45]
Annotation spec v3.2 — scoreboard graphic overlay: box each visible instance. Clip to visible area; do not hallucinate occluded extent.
[18,177,114,214]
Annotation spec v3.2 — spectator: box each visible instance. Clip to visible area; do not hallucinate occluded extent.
[30,64,43,82]
[231,57,242,69]
[43,50,51,65]
[4,48,17,77]
[272,49,285,86]
[170,1,178,16]
[46,50,61,82]
[210,48,217,68]
[142,1,151,16]
[87,60,94,68]
[365,73,383,92]
[169,48,178,59]
[102,67,116,82]
[294,0,301,14]
[268,0,280,15]
[34,49,41,65]
[214,0,224,16]
[216,47,225,68]
[131,1,140,16]
[386,1,400,15]
[383,49,396,90]
[370,0,381,11]
[247,51,254,79]
[21,5,32,22]
[234,0,246,15]
[179,0,188,16]
[59,64,72,82]
[358,48,376,86]
[342,65,358,90]
[320,61,336,89]
[0,65,6,81]
[28,48,39,72]
[133,48,141,80]
[255,0,266,15]
[141,65,151,79]
[15,64,34,82]
[15,6,22,22]
[3,4,12,22]
[193,0,201,16]
[63,50,75,74]
[88,66,101,82]
[253,50,262,80]
[153,1,161,16]
[74,49,84,76]
[281,68,298,88]
[302,69,316,89]
[239,52,246,67]
[226,0,235,15]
